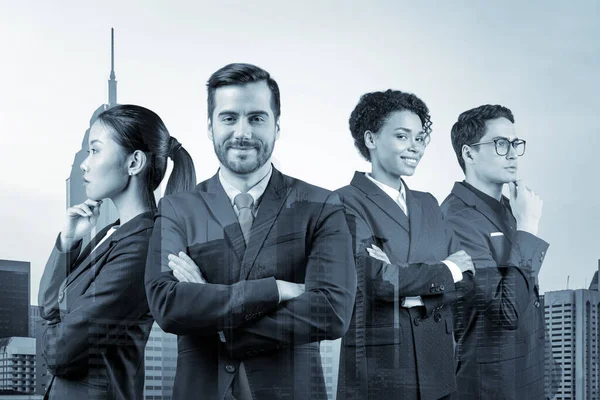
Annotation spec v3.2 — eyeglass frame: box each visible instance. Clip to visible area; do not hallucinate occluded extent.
[468,137,526,156]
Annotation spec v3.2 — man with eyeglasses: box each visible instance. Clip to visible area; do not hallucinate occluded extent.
[440,105,552,399]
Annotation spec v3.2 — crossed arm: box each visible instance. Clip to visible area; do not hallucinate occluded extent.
[38,234,151,377]
[145,195,357,359]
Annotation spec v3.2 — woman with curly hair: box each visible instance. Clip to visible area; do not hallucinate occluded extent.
[336,90,474,400]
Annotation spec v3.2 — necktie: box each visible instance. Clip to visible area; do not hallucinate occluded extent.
[231,193,254,400]
[234,193,254,246]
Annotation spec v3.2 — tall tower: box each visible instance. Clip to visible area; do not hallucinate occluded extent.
[108,28,117,107]
[65,29,120,242]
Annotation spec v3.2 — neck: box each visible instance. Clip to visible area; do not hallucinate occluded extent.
[465,170,503,200]
[111,183,152,225]
[220,161,272,192]
[370,162,402,190]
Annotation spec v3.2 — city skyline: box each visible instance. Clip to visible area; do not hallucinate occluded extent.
[0,1,598,307]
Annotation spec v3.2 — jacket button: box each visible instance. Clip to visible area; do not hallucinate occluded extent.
[413,316,420,326]
[534,301,540,308]
[439,285,445,291]
[434,313,442,323]
[225,364,236,373]
[430,287,436,293]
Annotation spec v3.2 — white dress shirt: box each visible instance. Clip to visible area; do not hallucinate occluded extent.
[365,173,463,308]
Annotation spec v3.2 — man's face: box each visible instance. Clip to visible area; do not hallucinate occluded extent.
[208,81,279,175]
[368,110,428,179]
[468,117,520,184]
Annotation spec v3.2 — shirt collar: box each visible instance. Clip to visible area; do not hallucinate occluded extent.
[219,165,273,208]
[459,181,510,215]
[365,173,406,202]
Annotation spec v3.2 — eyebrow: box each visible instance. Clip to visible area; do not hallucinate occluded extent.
[218,110,270,117]
[394,127,425,134]
[89,139,103,145]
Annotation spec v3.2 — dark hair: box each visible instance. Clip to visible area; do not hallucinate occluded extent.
[206,63,281,121]
[349,89,432,162]
[451,104,515,172]
[95,104,196,205]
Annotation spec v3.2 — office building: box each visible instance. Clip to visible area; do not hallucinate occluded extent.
[545,262,600,399]
[0,260,30,339]
[0,337,36,395]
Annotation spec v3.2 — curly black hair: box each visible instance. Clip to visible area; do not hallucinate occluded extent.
[451,104,514,172]
[349,89,432,162]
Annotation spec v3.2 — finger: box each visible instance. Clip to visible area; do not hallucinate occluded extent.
[173,269,188,283]
[178,251,200,268]
[371,245,381,251]
[168,261,195,282]
[84,199,102,207]
[170,255,205,283]
[508,181,517,201]
[78,203,94,216]
[67,207,88,218]
[169,254,202,279]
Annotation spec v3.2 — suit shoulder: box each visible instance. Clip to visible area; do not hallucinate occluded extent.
[440,193,468,215]
[284,174,335,202]
[410,190,441,207]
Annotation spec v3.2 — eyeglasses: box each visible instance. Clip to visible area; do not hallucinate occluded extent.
[469,138,526,156]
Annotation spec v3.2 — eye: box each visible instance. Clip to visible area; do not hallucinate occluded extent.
[415,136,425,143]
[497,139,508,148]
[395,134,407,140]
[250,115,266,123]
[86,149,98,154]
[221,116,235,124]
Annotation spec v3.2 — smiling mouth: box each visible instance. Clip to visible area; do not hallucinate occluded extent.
[401,157,419,166]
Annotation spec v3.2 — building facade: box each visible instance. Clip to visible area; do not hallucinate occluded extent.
[0,260,30,339]
[0,337,36,395]
[545,287,600,399]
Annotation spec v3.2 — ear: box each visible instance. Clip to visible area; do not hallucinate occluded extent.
[275,117,281,140]
[462,144,475,166]
[364,130,377,150]
[127,150,147,176]
[207,119,214,141]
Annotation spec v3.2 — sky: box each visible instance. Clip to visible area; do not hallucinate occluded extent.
[0,0,599,305]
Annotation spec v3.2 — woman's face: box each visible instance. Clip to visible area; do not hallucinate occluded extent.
[368,110,428,178]
[80,122,129,201]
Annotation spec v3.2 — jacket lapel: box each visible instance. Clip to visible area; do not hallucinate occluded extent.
[65,222,118,287]
[198,172,247,265]
[350,171,409,233]
[65,211,155,288]
[451,182,514,243]
[240,168,291,280]
[404,182,422,258]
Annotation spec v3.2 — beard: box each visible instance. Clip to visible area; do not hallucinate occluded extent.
[214,137,274,174]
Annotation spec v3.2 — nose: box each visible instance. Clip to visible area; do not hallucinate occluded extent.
[408,137,420,153]
[233,119,252,140]
[506,143,518,159]
[80,155,89,172]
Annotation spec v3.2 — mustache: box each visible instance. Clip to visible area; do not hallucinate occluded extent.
[225,139,260,150]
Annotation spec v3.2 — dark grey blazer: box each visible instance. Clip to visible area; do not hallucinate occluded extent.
[38,211,154,400]
[441,182,550,400]
[145,167,356,400]
[336,172,473,400]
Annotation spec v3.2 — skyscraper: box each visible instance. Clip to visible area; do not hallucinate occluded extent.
[66,27,119,244]
[545,262,600,400]
[143,324,178,400]
[0,260,30,339]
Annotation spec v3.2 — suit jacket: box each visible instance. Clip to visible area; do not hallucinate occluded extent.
[336,172,473,400]
[38,211,154,400]
[145,167,356,400]
[441,182,550,400]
